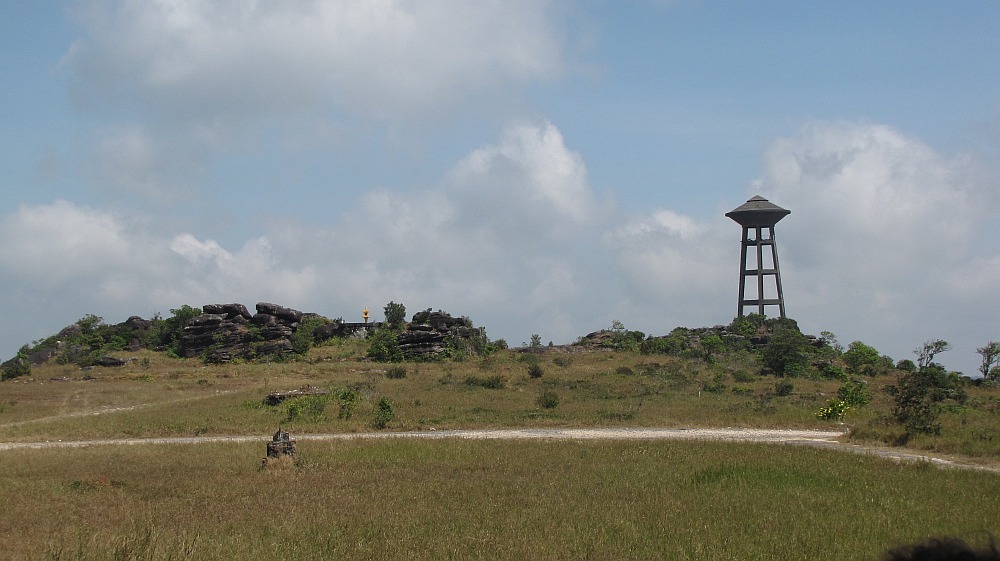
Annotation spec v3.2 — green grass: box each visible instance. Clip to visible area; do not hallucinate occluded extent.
[2,439,995,560]
[3,342,1000,559]
[3,346,1000,464]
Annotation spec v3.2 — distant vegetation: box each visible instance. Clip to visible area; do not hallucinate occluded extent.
[3,303,998,560]
[2,302,999,458]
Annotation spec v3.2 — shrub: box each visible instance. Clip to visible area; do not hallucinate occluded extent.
[373,397,395,429]
[367,328,403,362]
[2,357,30,381]
[537,390,560,409]
[702,373,727,394]
[155,305,202,355]
[615,366,634,376]
[837,379,871,407]
[464,375,505,389]
[285,394,331,422]
[728,314,766,338]
[888,363,965,437]
[337,389,358,419]
[640,328,689,355]
[527,363,545,379]
[606,321,644,352]
[842,341,882,376]
[732,371,757,383]
[552,356,573,367]
[760,324,812,377]
[290,315,331,355]
[817,399,850,421]
[386,366,407,379]
[773,381,794,397]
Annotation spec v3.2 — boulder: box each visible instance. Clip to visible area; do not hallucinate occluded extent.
[256,302,303,324]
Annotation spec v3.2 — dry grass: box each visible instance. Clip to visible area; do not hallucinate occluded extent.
[1,439,996,560]
[4,345,999,462]
[3,341,1000,559]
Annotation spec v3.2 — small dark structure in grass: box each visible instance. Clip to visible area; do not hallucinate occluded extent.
[264,385,329,406]
[263,428,296,467]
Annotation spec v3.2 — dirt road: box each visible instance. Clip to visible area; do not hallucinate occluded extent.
[1,427,996,473]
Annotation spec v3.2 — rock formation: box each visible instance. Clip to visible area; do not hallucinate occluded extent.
[398,309,484,358]
[179,302,313,363]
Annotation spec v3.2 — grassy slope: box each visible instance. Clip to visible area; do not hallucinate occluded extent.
[3,440,997,560]
[1,340,999,559]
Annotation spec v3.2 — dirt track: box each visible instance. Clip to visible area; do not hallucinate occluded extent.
[1,427,997,473]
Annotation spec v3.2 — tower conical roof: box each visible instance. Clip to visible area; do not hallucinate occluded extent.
[725,195,790,227]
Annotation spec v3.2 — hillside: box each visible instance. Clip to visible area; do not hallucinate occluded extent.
[1,301,998,464]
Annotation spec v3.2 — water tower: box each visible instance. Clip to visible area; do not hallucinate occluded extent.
[726,195,790,318]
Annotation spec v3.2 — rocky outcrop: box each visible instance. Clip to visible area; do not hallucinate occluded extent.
[179,302,310,363]
[398,309,484,358]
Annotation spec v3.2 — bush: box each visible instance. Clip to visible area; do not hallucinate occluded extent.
[728,314,766,338]
[464,375,505,389]
[640,328,689,355]
[386,365,407,379]
[552,356,573,367]
[285,394,331,422]
[888,363,965,437]
[337,389,358,419]
[2,357,30,381]
[837,379,871,407]
[373,397,395,429]
[773,381,794,397]
[817,399,850,421]
[527,363,544,379]
[367,328,403,362]
[290,316,332,355]
[760,324,812,377]
[702,373,727,394]
[537,390,560,409]
[843,341,882,376]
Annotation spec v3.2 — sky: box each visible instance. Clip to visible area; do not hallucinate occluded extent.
[1,1,999,376]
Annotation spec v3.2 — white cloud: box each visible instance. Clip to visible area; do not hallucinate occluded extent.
[65,0,565,122]
[753,121,998,372]
[3,119,997,377]
[0,200,139,285]
[447,120,606,241]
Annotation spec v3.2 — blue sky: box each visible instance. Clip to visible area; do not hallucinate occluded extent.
[2,1,999,375]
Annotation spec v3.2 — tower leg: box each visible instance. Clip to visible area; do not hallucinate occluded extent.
[770,226,786,318]
[737,227,749,317]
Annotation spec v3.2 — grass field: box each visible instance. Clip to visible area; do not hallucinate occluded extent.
[2,341,999,559]
[3,439,997,560]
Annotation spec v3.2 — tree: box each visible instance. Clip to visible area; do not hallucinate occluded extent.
[915,339,950,369]
[842,341,881,375]
[977,341,1000,380]
[760,324,811,377]
[383,301,406,329]
[889,341,964,439]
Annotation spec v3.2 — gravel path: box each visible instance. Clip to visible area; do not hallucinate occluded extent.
[1,427,997,473]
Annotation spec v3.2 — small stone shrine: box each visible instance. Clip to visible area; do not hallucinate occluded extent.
[265,428,296,461]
